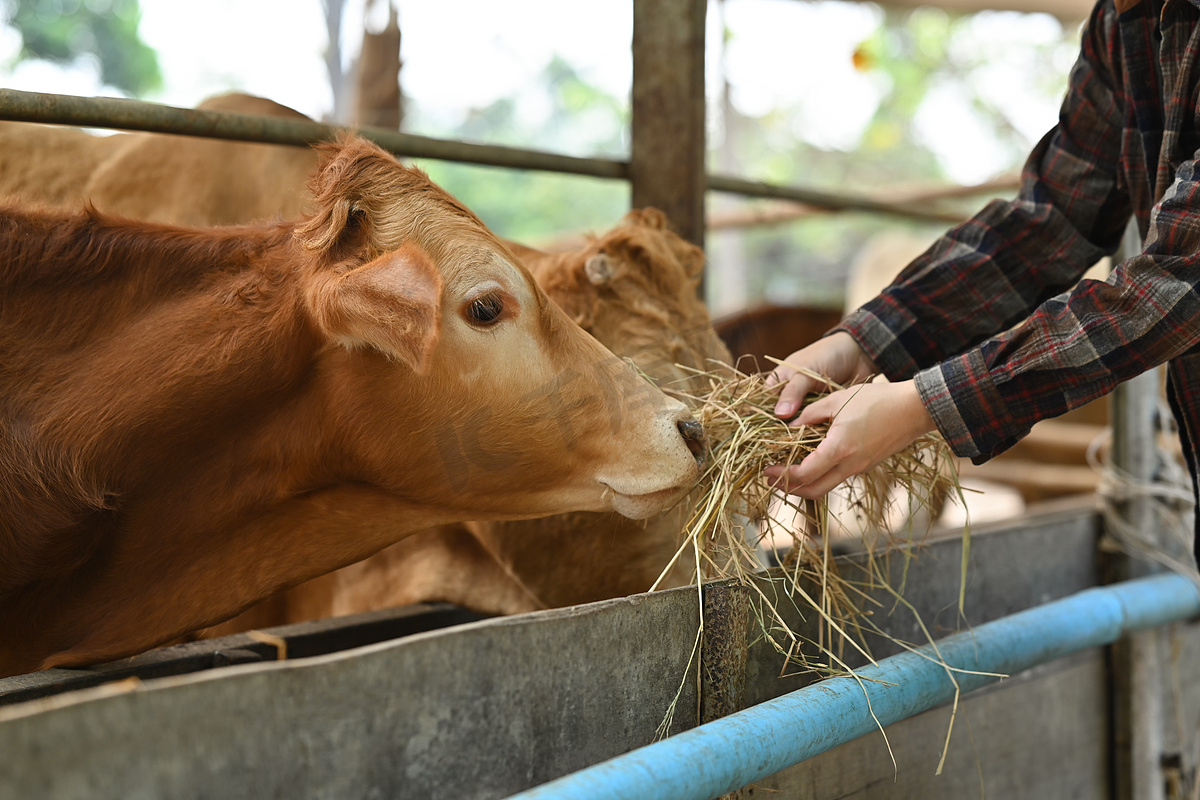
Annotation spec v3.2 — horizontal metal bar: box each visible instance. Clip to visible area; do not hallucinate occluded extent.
[0,602,485,708]
[0,89,969,223]
[708,173,968,223]
[0,89,629,179]
[504,572,1200,800]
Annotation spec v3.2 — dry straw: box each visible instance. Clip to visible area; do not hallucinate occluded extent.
[653,357,975,763]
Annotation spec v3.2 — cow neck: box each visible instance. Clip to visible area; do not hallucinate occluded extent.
[0,212,306,650]
[0,207,326,499]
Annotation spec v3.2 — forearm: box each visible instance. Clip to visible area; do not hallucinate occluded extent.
[842,2,1130,382]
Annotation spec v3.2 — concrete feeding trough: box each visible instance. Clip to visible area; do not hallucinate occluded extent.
[5,500,1184,799]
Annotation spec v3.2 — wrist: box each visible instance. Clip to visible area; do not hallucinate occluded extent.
[900,380,936,439]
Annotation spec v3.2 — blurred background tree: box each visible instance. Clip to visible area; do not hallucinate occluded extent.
[702,2,1075,313]
[2,0,161,96]
[413,54,631,245]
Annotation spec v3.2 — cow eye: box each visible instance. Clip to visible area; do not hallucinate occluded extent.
[466,293,505,326]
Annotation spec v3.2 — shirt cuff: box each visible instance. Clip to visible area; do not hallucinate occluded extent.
[913,349,1021,462]
[837,304,924,381]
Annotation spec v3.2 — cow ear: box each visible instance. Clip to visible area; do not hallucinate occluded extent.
[622,207,705,280]
[309,243,443,373]
[295,137,405,256]
[624,207,667,230]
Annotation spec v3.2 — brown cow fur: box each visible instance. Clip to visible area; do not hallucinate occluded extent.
[0,94,320,226]
[0,138,702,676]
[86,95,319,227]
[0,122,122,209]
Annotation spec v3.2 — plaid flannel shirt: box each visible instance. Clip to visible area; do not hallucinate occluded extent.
[840,0,1200,505]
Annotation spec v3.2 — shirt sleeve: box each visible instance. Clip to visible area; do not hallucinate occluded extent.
[838,1,1200,463]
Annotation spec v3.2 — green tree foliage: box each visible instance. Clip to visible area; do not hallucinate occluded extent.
[715,7,1076,308]
[3,0,162,96]
[411,55,630,244]
[410,6,1075,285]
[852,7,1072,178]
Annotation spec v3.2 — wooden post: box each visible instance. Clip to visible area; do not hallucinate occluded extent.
[630,0,708,250]
[700,582,751,800]
[1109,221,1174,800]
[699,582,750,726]
[1110,372,1169,800]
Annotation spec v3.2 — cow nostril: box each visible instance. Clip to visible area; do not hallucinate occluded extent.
[677,418,707,468]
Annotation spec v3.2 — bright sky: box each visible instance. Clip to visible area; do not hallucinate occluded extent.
[145,0,638,125]
[0,0,1077,185]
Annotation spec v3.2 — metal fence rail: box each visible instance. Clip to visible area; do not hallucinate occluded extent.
[0,88,627,179]
[0,88,964,223]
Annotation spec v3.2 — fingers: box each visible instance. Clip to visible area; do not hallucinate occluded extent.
[765,393,853,498]
[763,380,937,502]
[773,371,824,420]
[769,352,837,419]
[794,391,840,428]
[763,437,857,500]
[766,332,870,420]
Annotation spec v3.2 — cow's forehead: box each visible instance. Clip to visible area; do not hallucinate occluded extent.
[371,186,541,300]
[439,242,539,298]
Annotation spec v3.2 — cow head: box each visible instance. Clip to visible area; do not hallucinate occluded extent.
[295,139,705,521]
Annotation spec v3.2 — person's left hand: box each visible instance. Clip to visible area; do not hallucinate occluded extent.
[763,379,936,499]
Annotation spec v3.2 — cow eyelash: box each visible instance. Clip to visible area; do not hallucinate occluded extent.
[466,293,505,327]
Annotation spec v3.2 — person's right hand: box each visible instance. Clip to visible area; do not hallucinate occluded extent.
[766,331,879,420]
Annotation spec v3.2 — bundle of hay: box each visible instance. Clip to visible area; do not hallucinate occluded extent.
[659,359,963,679]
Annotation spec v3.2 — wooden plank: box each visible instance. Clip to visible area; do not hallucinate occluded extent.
[749,614,1200,799]
[745,500,1103,704]
[957,458,1100,502]
[702,583,753,800]
[1160,620,1200,796]
[1003,419,1108,464]
[1109,260,1174,800]
[700,582,751,725]
[630,0,707,248]
[0,603,486,707]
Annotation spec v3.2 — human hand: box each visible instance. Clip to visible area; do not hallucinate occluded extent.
[766,331,879,420]
[762,379,935,499]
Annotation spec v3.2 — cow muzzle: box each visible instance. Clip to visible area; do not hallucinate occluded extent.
[596,400,706,520]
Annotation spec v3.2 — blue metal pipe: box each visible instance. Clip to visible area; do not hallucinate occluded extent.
[505,572,1200,800]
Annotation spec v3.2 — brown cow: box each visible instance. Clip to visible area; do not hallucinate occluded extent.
[0,93,321,226]
[85,94,320,226]
[0,137,706,678]
[0,121,122,208]
[0,95,730,629]
[206,208,732,631]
